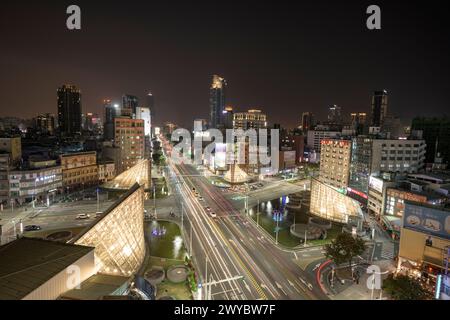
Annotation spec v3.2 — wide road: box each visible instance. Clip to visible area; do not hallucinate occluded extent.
[161,135,328,301]
[175,163,328,300]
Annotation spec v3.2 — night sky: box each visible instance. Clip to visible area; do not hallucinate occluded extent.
[1,0,449,128]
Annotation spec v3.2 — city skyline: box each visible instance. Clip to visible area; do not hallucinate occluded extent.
[1,1,450,129]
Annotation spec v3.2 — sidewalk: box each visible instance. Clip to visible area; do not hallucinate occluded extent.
[320,260,395,300]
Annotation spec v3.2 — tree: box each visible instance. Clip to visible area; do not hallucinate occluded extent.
[382,274,429,300]
[324,232,367,268]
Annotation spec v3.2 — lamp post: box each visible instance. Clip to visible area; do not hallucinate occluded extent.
[275,214,279,245]
[96,188,100,213]
[33,178,39,209]
[153,185,157,219]
[256,199,260,227]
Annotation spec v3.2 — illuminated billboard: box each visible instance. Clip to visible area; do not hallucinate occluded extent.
[403,202,450,240]
[369,176,383,193]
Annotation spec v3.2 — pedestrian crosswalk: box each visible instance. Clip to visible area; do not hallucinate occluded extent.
[380,241,395,260]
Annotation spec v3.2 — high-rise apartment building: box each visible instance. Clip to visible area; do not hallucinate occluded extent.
[370,90,388,128]
[327,105,342,126]
[57,85,82,136]
[114,118,145,173]
[349,137,427,196]
[209,75,227,128]
[300,112,314,132]
[233,109,267,130]
[146,92,155,122]
[411,116,450,164]
[350,112,367,135]
[104,100,120,141]
[34,113,56,135]
[319,139,352,190]
[122,94,139,118]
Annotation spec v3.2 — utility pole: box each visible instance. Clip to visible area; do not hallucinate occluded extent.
[256,199,260,227]
[204,255,208,300]
[190,224,193,257]
[304,229,307,247]
[96,188,100,213]
[371,270,376,300]
[275,215,279,245]
[181,202,184,232]
[153,185,157,219]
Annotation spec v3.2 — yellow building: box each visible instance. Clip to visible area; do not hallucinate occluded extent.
[398,201,450,282]
[319,139,351,191]
[60,151,98,190]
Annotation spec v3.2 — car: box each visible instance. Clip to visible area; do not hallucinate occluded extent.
[205,206,211,212]
[76,213,90,220]
[24,225,41,232]
[209,212,217,218]
[198,197,204,201]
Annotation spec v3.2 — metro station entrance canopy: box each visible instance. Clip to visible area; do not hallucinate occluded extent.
[103,159,151,191]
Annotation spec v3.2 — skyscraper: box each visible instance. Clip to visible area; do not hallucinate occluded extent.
[146,92,155,122]
[222,106,234,129]
[370,90,388,127]
[57,85,82,136]
[209,75,227,128]
[114,118,145,173]
[301,112,314,132]
[34,113,56,135]
[412,116,450,164]
[327,105,342,126]
[350,112,367,135]
[104,100,120,141]
[122,94,139,118]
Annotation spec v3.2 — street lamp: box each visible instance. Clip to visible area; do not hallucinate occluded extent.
[33,177,39,209]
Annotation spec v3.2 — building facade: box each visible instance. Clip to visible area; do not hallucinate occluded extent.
[121,94,139,118]
[300,112,314,132]
[0,137,21,165]
[319,139,352,190]
[350,137,427,196]
[411,116,450,165]
[209,75,227,128]
[98,161,116,183]
[398,202,450,299]
[8,164,62,204]
[60,152,98,190]
[34,113,56,135]
[233,109,267,130]
[306,129,341,152]
[350,112,367,135]
[114,118,145,174]
[370,90,388,128]
[104,100,121,141]
[57,84,82,136]
[371,139,426,175]
[327,105,342,126]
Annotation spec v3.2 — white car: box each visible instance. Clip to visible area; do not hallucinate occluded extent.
[198,197,204,201]
[76,213,90,220]
[209,212,217,218]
